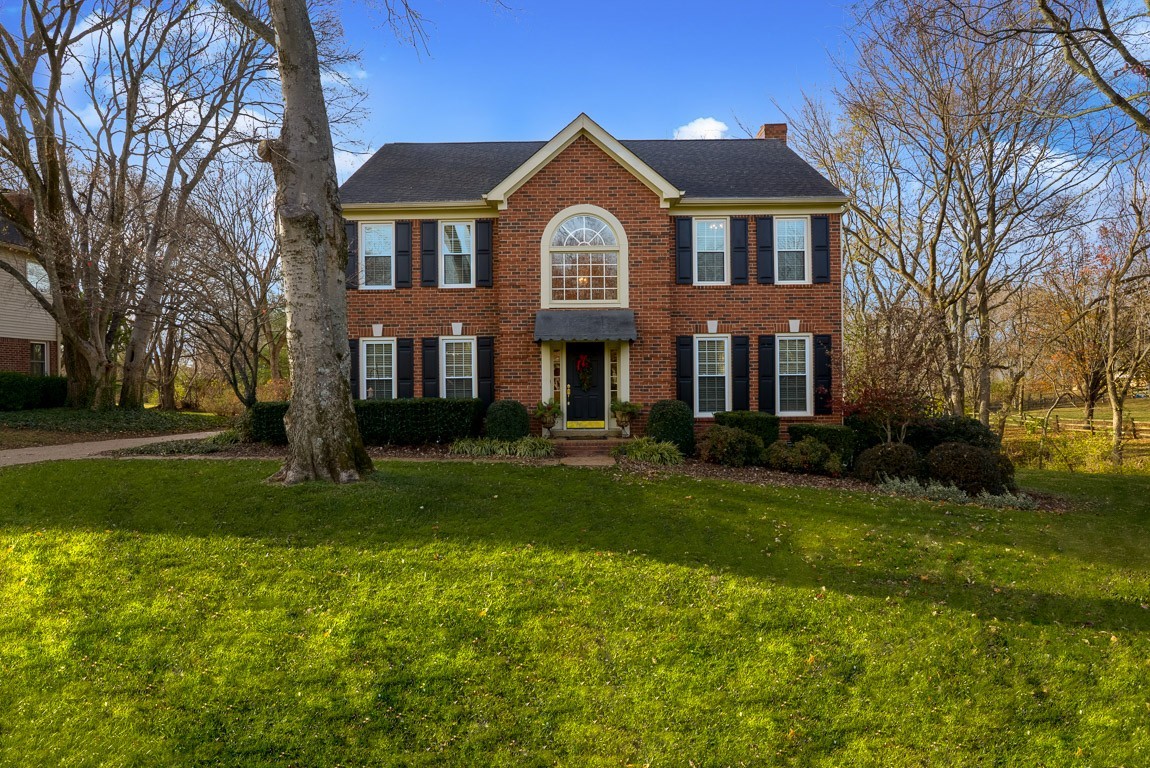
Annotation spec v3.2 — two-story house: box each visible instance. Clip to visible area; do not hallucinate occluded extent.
[338,114,846,434]
[0,196,59,377]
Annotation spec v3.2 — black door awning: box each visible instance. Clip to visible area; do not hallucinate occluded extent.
[534,309,637,342]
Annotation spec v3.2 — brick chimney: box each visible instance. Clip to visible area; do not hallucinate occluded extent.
[755,123,787,143]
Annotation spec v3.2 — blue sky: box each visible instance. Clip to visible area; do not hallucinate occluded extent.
[336,0,853,173]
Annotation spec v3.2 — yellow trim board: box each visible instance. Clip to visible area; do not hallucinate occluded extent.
[566,420,606,429]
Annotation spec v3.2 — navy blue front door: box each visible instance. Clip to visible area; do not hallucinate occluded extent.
[566,342,605,427]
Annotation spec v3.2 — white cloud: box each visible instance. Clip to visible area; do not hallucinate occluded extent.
[673,117,729,140]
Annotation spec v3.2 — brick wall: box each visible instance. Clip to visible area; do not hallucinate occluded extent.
[346,134,843,432]
[0,337,58,375]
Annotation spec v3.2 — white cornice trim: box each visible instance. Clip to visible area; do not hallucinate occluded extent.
[485,113,684,210]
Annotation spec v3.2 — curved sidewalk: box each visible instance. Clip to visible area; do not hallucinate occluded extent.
[0,431,222,468]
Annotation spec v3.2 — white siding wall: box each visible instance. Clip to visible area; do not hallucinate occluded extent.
[0,251,57,341]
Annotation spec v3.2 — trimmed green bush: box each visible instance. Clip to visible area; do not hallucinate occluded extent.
[0,373,68,411]
[787,424,857,465]
[854,443,922,484]
[926,442,1008,496]
[697,425,764,468]
[484,400,530,441]
[906,415,1000,455]
[763,437,841,476]
[251,398,485,446]
[713,410,780,445]
[610,437,684,466]
[646,400,695,456]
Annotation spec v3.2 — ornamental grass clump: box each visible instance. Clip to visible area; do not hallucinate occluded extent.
[611,437,684,466]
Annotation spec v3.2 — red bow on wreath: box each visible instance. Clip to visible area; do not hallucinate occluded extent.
[576,353,593,391]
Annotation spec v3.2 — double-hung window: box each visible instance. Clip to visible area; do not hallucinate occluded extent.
[360,222,394,289]
[694,218,728,284]
[441,222,474,288]
[441,337,477,399]
[775,217,810,284]
[29,342,47,377]
[361,339,396,400]
[777,335,812,416]
[694,335,730,417]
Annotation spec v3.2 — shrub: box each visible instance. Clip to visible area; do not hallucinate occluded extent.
[0,373,68,411]
[484,400,530,441]
[251,398,485,446]
[697,425,763,468]
[926,442,1008,496]
[854,443,922,484]
[787,424,857,465]
[906,415,1000,455]
[449,436,555,458]
[646,400,695,456]
[763,437,840,475]
[611,437,684,465]
[713,410,780,445]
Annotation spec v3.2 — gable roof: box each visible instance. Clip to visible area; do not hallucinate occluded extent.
[340,115,846,207]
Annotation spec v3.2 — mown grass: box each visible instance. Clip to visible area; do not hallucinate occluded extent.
[0,460,1147,766]
[0,408,229,449]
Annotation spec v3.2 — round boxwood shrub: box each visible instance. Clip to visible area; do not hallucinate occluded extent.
[484,400,530,441]
[854,443,922,484]
[764,437,837,475]
[906,415,1000,455]
[697,425,764,468]
[646,399,695,456]
[926,442,1008,496]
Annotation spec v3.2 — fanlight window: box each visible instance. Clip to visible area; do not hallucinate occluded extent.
[549,214,619,302]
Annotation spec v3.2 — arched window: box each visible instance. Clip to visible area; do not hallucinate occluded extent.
[547,212,621,303]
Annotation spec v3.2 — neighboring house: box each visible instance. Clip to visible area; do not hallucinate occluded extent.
[0,199,59,377]
[339,114,847,433]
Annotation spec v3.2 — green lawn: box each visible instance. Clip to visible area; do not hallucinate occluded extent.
[1,461,1147,766]
[0,408,230,449]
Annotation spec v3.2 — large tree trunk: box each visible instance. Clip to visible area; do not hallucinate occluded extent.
[260,0,370,483]
[976,279,992,427]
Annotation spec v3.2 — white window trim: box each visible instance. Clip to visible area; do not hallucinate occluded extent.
[359,221,395,290]
[359,337,397,400]
[693,333,731,418]
[692,216,730,286]
[774,215,812,286]
[539,204,629,309]
[439,220,476,289]
[776,333,814,417]
[440,335,478,399]
[29,341,47,377]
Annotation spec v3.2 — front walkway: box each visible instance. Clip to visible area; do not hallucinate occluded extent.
[0,431,222,468]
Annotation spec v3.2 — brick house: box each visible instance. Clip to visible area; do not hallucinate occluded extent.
[0,197,59,377]
[339,114,846,435]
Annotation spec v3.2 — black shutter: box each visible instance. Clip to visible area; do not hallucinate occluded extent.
[730,219,748,285]
[756,217,774,285]
[477,336,494,405]
[345,220,358,288]
[395,222,412,288]
[814,334,833,415]
[420,220,438,287]
[421,337,439,397]
[732,335,750,411]
[758,335,776,414]
[397,338,414,398]
[676,335,694,407]
[675,218,693,284]
[348,338,360,399]
[476,220,493,288]
[812,215,830,284]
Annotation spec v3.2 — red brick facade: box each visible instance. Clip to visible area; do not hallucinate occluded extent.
[346,134,842,434]
[0,337,58,376]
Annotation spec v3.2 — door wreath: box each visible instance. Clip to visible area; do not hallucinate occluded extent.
[576,353,594,391]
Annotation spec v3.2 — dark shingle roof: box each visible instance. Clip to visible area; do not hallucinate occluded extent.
[0,215,27,249]
[340,138,844,204]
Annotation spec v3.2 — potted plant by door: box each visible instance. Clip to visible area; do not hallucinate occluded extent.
[533,399,563,437]
[611,400,642,437]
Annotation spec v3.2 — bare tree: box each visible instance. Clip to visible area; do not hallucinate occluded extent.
[0,0,273,408]
[791,0,1106,424]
